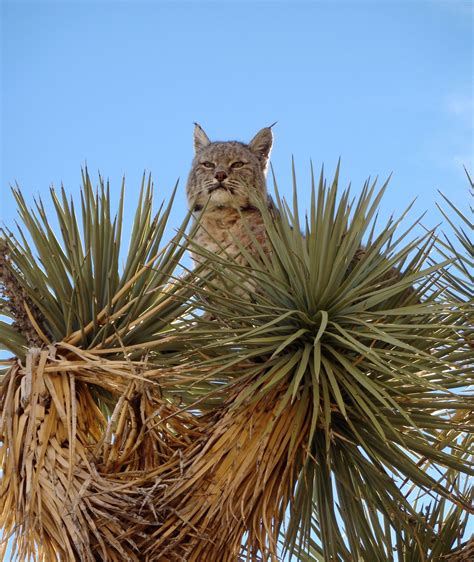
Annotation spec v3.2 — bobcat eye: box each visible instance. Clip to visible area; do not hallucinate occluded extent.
[202,161,215,169]
[231,161,245,169]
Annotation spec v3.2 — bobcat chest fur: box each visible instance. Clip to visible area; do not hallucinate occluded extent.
[193,206,267,265]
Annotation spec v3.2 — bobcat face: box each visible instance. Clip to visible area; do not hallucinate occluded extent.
[186,124,273,212]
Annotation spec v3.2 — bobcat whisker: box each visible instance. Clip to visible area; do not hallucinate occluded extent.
[208,184,235,194]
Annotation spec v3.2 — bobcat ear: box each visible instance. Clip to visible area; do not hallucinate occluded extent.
[193,123,211,153]
[248,126,273,169]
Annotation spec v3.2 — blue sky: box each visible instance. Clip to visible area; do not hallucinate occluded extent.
[1,0,472,236]
[1,0,473,558]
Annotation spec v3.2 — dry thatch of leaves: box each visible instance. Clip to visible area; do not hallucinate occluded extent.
[1,342,307,561]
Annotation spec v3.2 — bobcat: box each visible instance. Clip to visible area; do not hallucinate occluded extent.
[186,123,274,267]
[185,124,419,304]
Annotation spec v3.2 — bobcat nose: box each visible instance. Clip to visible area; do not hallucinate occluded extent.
[214,171,228,182]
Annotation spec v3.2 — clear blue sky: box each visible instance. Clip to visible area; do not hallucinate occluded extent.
[1,1,473,559]
[1,0,472,234]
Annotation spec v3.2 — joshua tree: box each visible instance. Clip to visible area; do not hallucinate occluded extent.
[0,167,472,561]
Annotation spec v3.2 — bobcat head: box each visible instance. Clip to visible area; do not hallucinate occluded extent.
[186,124,273,212]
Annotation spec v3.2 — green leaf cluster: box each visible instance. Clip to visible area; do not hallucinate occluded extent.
[0,170,194,358]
